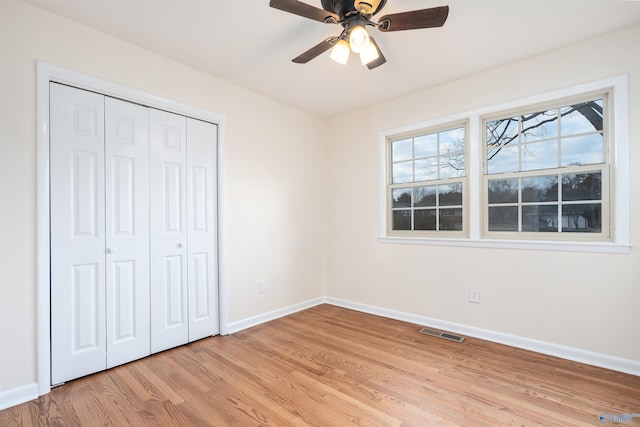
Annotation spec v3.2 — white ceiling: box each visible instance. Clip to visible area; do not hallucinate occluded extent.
[25,0,640,118]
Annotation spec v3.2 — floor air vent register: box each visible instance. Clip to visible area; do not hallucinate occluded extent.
[419,327,466,343]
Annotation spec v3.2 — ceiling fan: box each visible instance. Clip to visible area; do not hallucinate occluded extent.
[269,0,449,69]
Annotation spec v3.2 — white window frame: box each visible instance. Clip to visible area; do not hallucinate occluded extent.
[379,75,630,254]
[482,92,611,241]
[386,122,469,237]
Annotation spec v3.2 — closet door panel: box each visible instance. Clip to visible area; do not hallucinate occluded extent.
[186,118,218,341]
[150,109,189,353]
[105,97,151,368]
[50,83,106,384]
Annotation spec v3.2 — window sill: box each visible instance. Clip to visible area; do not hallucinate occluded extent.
[378,236,631,254]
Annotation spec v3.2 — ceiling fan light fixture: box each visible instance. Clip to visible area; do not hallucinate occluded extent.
[354,1,372,14]
[329,38,350,65]
[348,23,370,53]
[354,0,383,15]
[359,40,380,65]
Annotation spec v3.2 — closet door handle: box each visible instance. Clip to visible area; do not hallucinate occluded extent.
[177,243,183,248]
[107,247,116,254]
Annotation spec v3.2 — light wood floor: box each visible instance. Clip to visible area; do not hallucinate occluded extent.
[2,304,639,426]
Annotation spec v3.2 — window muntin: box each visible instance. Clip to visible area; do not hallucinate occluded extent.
[483,95,609,239]
[388,125,466,234]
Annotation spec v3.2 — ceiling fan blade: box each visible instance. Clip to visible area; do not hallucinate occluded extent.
[270,0,339,23]
[366,37,386,70]
[292,37,338,63]
[377,5,449,32]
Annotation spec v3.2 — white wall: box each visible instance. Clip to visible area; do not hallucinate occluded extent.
[325,24,640,361]
[0,0,326,394]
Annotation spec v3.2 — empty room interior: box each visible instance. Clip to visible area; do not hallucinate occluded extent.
[1,0,639,425]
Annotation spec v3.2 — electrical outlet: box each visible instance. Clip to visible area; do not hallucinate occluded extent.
[469,288,480,304]
[258,280,266,294]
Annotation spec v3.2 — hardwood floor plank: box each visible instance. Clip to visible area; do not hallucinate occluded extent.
[2,304,639,426]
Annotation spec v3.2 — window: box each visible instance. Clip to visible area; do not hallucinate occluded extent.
[483,95,610,240]
[388,124,467,235]
[380,76,629,252]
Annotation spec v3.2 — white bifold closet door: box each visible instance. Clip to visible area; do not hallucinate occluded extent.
[51,83,218,385]
[149,110,189,353]
[104,97,151,369]
[186,118,218,342]
[50,84,108,385]
[149,110,218,353]
[50,84,151,384]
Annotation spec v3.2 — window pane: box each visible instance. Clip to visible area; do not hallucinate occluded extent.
[440,152,465,177]
[439,183,463,206]
[487,145,519,174]
[561,134,604,167]
[488,179,518,204]
[488,206,518,231]
[522,176,558,202]
[486,117,518,148]
[414,186,436,207]
[414,158,438,181]
[439,208,463,231]
[440,163,465,179]
[521,109,558,142]
[562,204,601,232]
[414,134,437,158]
[392,188,412,208]
[522,140,558,171]
[439,127,465,154]
[414,209,436,230]
[562,172,602,201]
[392,139,412,162]
[522,205,558,232]
[392,210,412,230]
[392,161,413,183]
[561,100,603,135]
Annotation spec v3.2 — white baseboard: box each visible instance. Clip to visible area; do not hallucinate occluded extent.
[226,297,325,334]
[324,297,640,377]
[0,382,38,411]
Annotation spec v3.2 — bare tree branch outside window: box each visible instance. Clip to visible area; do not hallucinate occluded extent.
[486,100,603,166]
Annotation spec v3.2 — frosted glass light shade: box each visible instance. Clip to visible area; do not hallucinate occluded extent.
[349,25,370,53]
[360,40,380,65]
[330,39,350,65]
